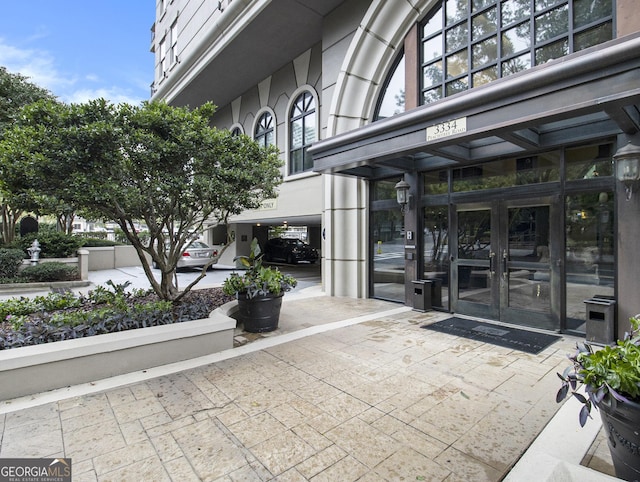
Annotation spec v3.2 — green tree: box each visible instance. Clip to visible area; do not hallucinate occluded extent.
[0,67,56,244]
[0,99,283,301]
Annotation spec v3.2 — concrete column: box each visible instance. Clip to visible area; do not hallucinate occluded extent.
[77,249,89,281]
[615,133,640,339]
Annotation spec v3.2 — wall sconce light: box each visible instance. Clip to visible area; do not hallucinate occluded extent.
[614,141,640,201]
[394,179,411,214]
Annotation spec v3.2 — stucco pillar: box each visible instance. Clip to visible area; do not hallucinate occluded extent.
[77,249,89,281]
[322,174,368,297]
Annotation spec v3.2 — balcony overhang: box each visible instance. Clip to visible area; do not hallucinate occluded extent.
[153,0,344,108]
[310,35,640,180]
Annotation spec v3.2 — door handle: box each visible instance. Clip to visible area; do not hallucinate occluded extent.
[488,251,495,278]
[502,249,508,280]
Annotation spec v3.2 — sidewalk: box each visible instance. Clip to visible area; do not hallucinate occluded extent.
[0,273,618,481]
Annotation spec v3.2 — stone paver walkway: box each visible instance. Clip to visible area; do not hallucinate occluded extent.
[0,300,584,481]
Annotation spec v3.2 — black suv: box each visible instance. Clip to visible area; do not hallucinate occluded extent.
[263,238,319,264]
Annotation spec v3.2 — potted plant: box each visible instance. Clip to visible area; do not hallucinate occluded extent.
[222,238,297,333]
[557,316,640,481]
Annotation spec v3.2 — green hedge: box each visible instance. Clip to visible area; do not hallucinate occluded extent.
[10,232,83,258]
[21,262,78,282]
[0,249,25,279]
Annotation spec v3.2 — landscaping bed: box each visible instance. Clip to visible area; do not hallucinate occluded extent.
[0,286,238,400]
[0,284,233,350]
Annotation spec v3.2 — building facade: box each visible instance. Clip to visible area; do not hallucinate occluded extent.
[152,0,640,339]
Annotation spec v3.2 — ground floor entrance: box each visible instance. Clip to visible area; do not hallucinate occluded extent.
[453,197,560,331]
[371,141,616,335]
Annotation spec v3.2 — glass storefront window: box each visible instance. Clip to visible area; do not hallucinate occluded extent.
[565,191,614,333]
[565,143,613,180]
[452,152,560,192]
[424,206,450,309]
[372,208,405,302]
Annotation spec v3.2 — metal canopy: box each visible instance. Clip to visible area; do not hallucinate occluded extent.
[310,35,640,180]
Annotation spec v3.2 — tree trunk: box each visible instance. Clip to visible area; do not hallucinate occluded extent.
[1,203,21,245]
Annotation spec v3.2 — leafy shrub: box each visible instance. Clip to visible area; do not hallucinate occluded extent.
[0,292,83,323]
[21,262,78,282]
[79,237,120,247]
[0,249,25,278]
[0,285,232,350]
[11,232,83,258]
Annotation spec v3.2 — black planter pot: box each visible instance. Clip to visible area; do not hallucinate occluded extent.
[597,396,640,481]
[236,292,284,333]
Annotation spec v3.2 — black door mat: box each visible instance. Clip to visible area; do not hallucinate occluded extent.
[421,317,561,354]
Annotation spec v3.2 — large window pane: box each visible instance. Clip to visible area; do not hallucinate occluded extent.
[424,6,444,37]
[473,66,498,86]
[424,60,444,88]
[535,5,569,43]
[376,54,406,120]
[472,0,496,12]
[446,0,468,25]
[565,143,613,180]
[446,49,469,78]
[502,21,531,55]
[423,206,449,309]
[446,77,469,96]
[535,0,564,12]
[304,114,315,145]
[502,52,531,76]
[574,23,612,51]
[446,24,469,53]
[453,153,560,192]
[291,118,303,149]
[574,0,611,27]
[424,34,443,61]
[565,191,615,333]
[535,39,568,64]
[501,0,530,25]
[424,86,443,104]
[472,36,497,68]
[472,7,497,40]
[372,208,405,302]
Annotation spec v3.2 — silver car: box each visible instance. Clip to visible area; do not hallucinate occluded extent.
[153,241,218,269]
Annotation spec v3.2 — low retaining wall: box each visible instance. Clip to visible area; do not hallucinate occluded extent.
[0,306,237,401]
[84,246,151,271]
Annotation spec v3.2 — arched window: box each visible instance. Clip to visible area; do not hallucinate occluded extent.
[420,0,613,105]
[231,126,242,137]
[374,51,405,121]
[254,111,274,147]
[289,91,316,174]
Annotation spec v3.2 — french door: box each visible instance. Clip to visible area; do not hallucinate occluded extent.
[451,197,561,331]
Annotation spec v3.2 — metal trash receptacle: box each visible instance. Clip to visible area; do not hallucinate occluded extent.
[412,280,432,312]
[584,295,616,345]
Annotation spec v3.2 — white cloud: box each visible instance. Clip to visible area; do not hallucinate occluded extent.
[0,38,74,96]
[0,38,147,105]
[65,87,145,105]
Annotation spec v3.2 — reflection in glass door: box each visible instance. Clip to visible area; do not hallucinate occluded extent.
[372,208,405,301]
[453,198,559,330]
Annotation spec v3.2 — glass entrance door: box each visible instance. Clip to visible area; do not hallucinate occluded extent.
[452,197,560,330]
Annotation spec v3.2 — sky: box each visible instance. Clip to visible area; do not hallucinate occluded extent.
[0,1,155,105]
